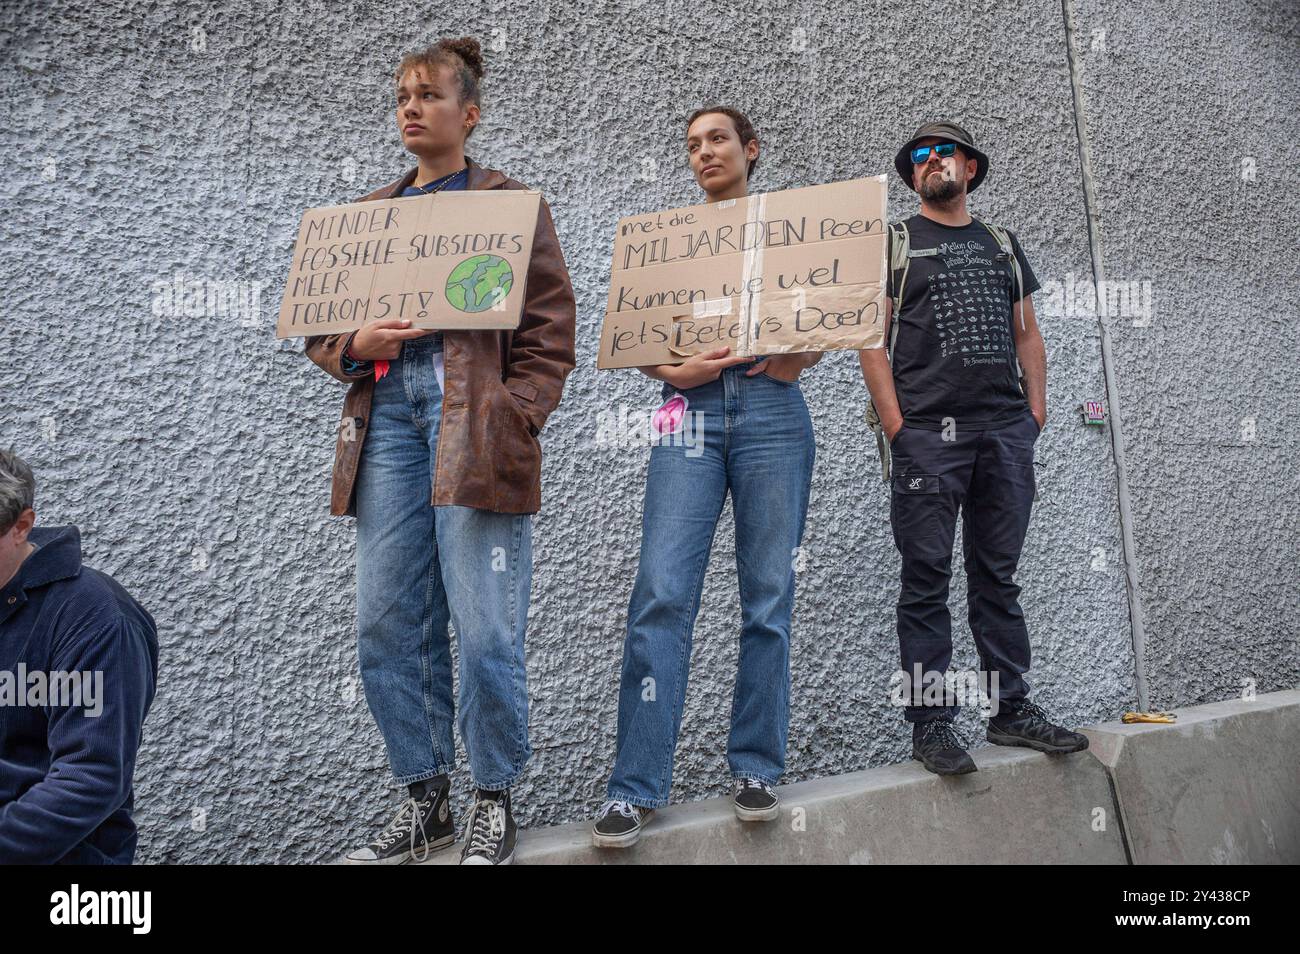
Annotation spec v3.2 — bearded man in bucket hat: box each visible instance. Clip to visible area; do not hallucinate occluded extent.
[859,121,1089,775]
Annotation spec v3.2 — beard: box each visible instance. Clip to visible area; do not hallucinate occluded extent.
[918,166,964,203]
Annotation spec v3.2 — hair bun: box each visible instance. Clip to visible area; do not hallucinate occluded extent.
[441,36,484,79]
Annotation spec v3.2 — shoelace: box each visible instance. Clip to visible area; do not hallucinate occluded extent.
[374,796,432,863]
[464,798,507,857]
[922,719,964,750]
[737,777,772,794]
[598,799,640,820]
[1012,700,1051,724]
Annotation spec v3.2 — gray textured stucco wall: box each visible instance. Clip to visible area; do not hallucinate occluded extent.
[0,0,1293,863]
[1070,0,1300,708]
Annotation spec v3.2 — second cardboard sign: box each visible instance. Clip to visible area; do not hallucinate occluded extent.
[598,176,888,369]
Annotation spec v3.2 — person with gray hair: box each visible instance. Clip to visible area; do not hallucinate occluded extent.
[0,450,35,529]
[0,448,159,863]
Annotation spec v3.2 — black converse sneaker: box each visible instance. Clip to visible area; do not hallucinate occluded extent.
[733,777,780,822]
[344,777,454,864]
[987,700,1090,754]
[591,799,655,848]
[459,789,517,865]
[912,718,978,775]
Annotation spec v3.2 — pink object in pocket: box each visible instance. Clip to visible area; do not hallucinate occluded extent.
[652,393,689,435]
[374,359,390,381]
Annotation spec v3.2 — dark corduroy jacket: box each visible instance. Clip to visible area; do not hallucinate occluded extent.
[0,526,158,864]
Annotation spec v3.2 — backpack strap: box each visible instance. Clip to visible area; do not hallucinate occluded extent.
[978,220,1023,306]
[867,221,912,484]
[976,219,1028,394]
[886,221,911,366]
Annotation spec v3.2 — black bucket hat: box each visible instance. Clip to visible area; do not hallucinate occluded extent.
[894,120,989,194]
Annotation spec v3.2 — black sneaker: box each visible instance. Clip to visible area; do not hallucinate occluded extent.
[733,777,780,822]
[344,778,454,864]
[987,699,1090,754]
[459,789,517,865]
[591,799,655,848]
[912,718,978,775]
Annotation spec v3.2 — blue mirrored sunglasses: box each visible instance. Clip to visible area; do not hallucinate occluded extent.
[911,142,958,164]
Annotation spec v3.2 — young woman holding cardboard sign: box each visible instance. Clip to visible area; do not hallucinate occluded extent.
[304,37,575,866]
[593,107,820,848]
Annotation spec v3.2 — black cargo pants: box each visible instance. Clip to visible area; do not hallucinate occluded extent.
[888,409,1041,723]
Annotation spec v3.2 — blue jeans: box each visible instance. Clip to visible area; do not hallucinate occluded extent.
[606,364,816,808]
[354,335,532,790]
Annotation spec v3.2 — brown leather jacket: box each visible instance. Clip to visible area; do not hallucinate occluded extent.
[305,157,576,516]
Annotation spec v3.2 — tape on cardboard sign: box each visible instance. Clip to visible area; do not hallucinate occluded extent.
[692,297,734,319]
[736,192,767,357]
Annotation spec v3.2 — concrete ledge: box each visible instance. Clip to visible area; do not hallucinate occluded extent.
[1081,689,1300,864]
[418,743,1124,865]
[344,691,1300,865]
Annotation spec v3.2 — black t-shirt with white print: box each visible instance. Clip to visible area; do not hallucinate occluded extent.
[886,214,1040,430]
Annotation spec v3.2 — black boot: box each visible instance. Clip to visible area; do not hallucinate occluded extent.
[912,718,978,775]
[987,700,1090,754]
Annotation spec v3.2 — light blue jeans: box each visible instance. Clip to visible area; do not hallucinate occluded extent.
[606,363,816,807]
[354,335,532,790]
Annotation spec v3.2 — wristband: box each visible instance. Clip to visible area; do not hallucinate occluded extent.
[341,332,374,377]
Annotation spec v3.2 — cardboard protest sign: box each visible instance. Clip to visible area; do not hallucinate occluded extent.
[597,177,888,369]
[277,190,540,338]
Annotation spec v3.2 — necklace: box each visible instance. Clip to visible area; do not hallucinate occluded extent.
[412,167,467,195]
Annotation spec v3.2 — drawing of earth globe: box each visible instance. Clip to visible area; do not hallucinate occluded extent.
[445,254,514,313]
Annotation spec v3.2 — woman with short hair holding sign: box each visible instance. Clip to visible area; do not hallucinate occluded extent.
[304,37,575,865]
[592,106,820,848]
